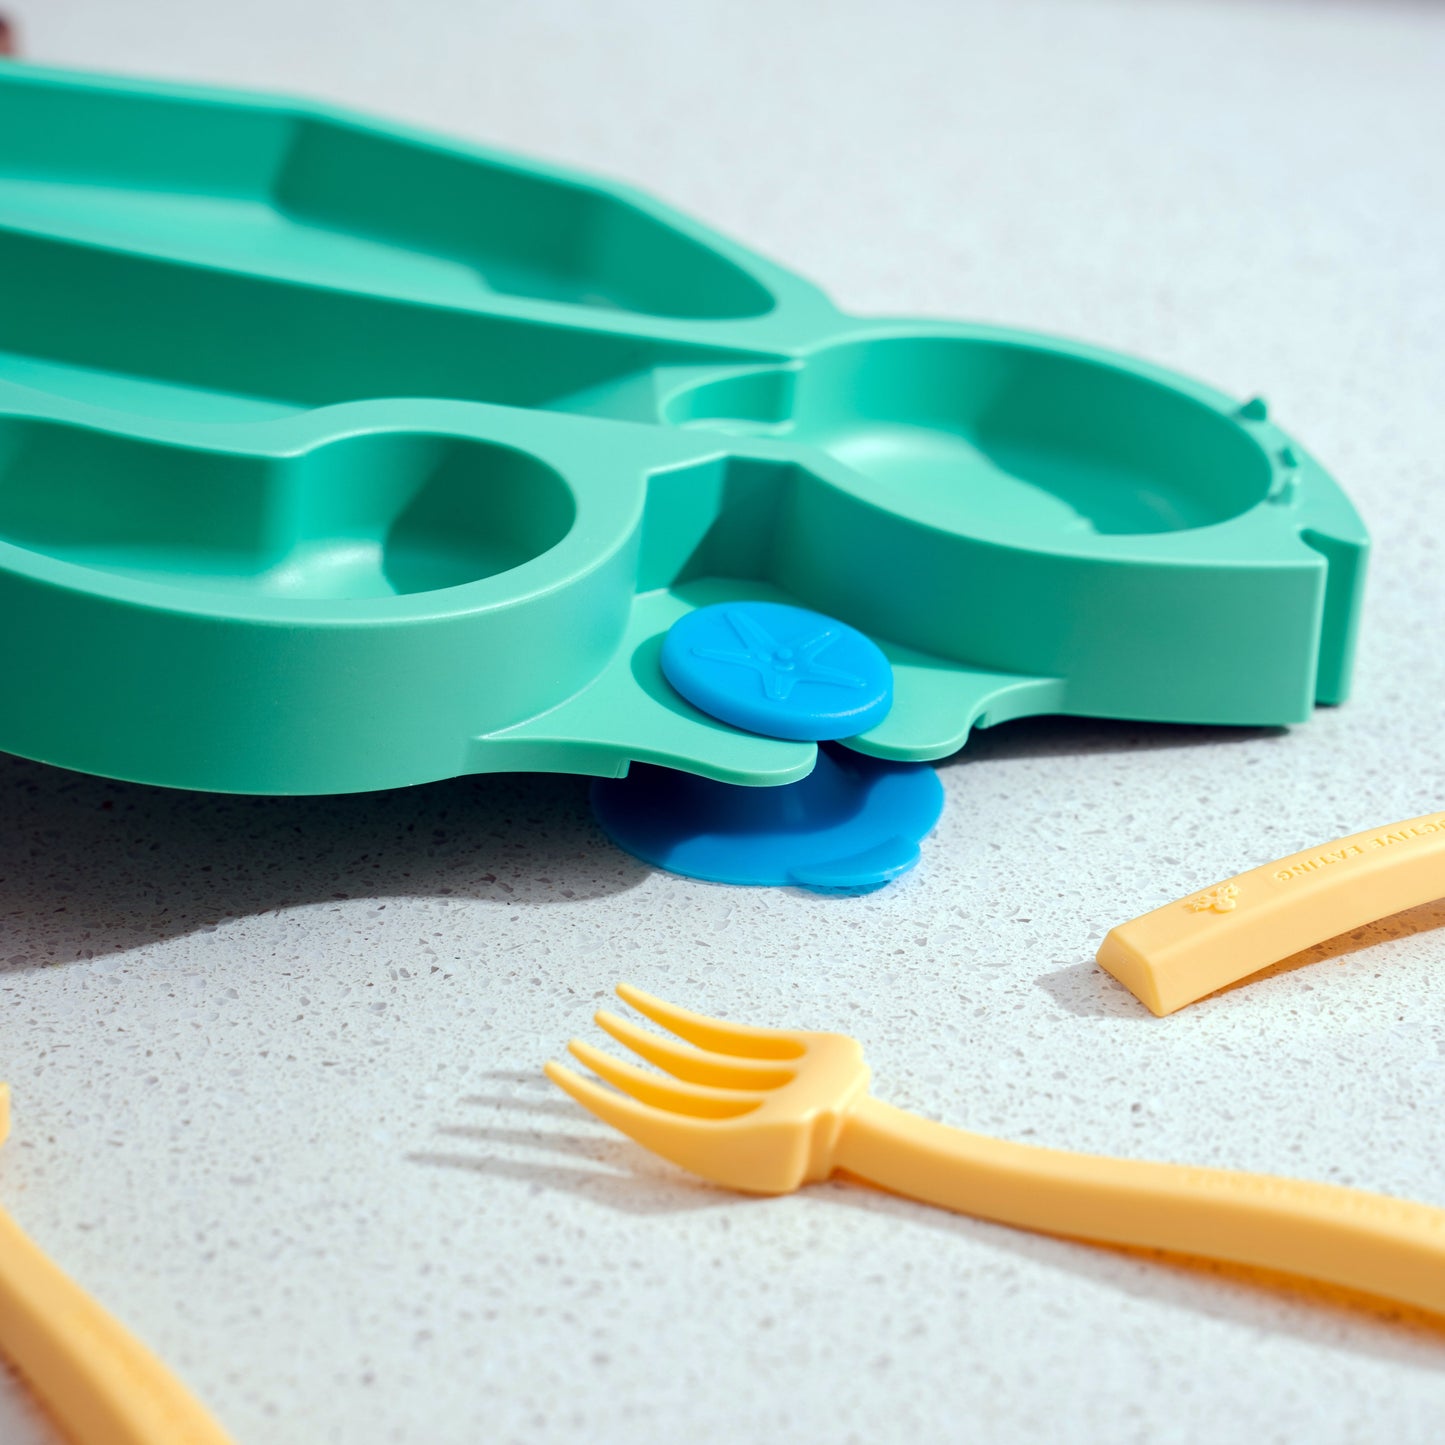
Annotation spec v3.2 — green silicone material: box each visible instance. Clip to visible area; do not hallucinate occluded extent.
[0,62,1368,794]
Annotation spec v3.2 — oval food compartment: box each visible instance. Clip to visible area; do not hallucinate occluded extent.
[664,334,1274,538]
[0,422,577,599]
[653,331,1365,744]
[0,416,642,795]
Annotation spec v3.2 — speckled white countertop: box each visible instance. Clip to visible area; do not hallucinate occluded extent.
[3,2,1445,1441]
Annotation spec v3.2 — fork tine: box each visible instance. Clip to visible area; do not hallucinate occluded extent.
[545,1060,740,1187]
[545,1059,687,1147]
[615,983,803,1060]
[567,1040,760,1119]
[594,1011,795,1089]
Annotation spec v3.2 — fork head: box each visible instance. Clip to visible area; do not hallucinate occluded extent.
[545,983,871,1195]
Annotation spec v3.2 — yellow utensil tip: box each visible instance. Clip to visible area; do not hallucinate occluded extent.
[1096,811,1445,1014]
[0,1089,237,1444]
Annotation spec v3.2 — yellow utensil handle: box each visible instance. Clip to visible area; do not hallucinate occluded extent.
[835,1096,1445,1315]
[1097,810,1445,1014]
[0,1206,234,1445]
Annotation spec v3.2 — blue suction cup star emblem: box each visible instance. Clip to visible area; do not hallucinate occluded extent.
[661,601,893,741]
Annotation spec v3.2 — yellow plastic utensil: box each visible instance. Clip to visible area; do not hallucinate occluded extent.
[1098,810,1445,1015]
[0,1084,235,1445]
[548,985,1445,1317]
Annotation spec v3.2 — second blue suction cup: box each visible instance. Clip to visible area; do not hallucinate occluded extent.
[591,745,944,894]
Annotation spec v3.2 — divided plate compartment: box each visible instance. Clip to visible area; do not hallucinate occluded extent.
[0,62,1368,794]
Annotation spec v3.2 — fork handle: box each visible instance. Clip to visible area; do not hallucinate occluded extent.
[835,1097,1445,1315]
[0,1205,234,1444]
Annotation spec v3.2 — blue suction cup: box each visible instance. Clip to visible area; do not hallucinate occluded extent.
[590,745,944,894]
[661,601,893,742]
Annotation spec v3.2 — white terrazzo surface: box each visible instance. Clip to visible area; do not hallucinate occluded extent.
[2,1,1445,1441]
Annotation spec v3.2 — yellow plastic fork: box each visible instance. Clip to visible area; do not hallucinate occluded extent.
[548,985,1445,1318]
